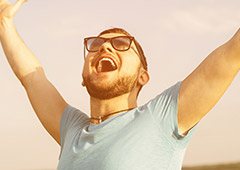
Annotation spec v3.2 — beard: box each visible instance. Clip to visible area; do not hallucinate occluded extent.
[83,69,140,100]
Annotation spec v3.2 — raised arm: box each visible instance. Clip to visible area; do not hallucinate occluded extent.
[0,0,68,144]
[178,28,240,135]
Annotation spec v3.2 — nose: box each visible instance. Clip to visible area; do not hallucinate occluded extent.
[99,42,114,53]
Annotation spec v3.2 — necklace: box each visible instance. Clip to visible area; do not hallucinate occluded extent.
[90,107,136,124]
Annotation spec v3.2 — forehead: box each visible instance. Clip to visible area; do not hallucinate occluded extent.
[99,33,127,38]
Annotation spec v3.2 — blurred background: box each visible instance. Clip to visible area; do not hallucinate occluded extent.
[0,0,240,169]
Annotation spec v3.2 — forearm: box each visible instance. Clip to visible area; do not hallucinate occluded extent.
[0,18,43,83]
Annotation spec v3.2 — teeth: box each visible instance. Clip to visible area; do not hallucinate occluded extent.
[97,57,116,72]
[100,58,116,67]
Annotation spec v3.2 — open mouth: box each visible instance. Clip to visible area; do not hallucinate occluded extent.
[95,57,118,73]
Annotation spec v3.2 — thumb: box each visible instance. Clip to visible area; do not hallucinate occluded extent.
[10,0,27,17]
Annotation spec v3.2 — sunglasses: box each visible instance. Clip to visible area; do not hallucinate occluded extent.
[84,36,139,57]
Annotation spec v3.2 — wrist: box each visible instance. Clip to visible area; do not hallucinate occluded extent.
[0,17,15,37]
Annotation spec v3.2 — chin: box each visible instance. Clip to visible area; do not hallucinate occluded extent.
[84,76,137,100]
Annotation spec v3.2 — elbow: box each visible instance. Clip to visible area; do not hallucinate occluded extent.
[19,66,46,88]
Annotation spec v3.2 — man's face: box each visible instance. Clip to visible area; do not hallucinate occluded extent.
[82,33,143,99]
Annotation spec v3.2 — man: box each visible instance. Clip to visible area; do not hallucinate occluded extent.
[1,0,239,170]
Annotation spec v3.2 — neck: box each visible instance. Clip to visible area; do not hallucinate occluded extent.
[90,93,137,124]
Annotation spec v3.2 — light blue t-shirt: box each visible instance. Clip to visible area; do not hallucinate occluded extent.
[57,81,197,170]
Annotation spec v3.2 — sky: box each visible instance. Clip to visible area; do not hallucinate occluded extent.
[0,0,240,169]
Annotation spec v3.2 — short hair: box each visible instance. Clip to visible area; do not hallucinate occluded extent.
[98,28,148,71]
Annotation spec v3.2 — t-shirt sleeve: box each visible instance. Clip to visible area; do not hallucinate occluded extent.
[145,81,198,145]
[60,104,89,147]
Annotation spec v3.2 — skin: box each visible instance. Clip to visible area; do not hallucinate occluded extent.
[178,32,240,135]
[1,0,240,144]
[0,0,68,145]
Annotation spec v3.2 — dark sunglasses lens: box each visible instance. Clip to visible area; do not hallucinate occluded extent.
[112,37,131,51]
[87,38,104,51]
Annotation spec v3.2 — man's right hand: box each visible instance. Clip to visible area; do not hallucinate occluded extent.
[0,0,27,21]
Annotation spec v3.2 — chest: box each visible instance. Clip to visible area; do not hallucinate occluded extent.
[58,113,175,170]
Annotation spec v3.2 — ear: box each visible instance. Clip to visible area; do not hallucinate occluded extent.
[81,69,86,86]
[82,80,86,87]
[138,67,149,86]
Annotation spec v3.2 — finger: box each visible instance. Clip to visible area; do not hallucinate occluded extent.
[0,0,8,6]
[0,0,7,4]
[10,0,27,16]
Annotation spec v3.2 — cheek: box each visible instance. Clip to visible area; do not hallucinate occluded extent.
[82,61,91,76]
[82,56,95,74]
[82,65,88,78]
[121,56,141,72]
